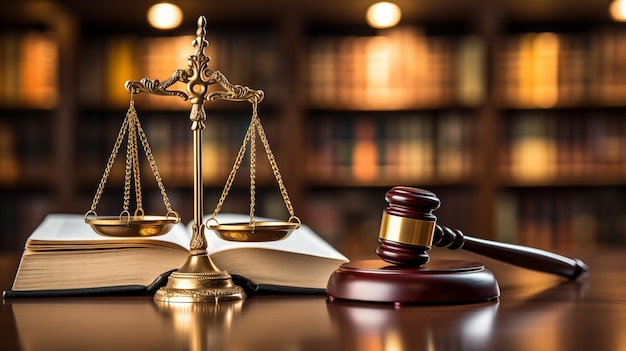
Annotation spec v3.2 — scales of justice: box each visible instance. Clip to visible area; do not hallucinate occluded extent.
[84,16,300,303]
[82,15,590,306]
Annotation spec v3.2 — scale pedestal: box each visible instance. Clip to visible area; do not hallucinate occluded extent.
[154,254,245,303]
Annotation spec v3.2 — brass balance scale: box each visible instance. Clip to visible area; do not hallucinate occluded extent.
[84,16,299,303]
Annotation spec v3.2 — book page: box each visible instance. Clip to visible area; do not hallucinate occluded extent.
[203,213,347,260]
[27,214,190,250]
[27,213,346,261]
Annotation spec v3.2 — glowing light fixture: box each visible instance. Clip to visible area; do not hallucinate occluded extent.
[147,3,183,29]
[366,2,402,29]
[610,0,626,21]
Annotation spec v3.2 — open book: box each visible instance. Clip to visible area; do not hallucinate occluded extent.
[4,213,348,297]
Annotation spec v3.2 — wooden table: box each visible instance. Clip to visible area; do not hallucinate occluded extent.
[1,249,625,351]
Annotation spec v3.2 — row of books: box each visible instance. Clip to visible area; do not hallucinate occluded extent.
[1,181,623,255]
[3,111,625,189]
[79,31,279,108]
[497,29,626,107]
[305,185,626,257]
[75,111,281,187]
[306,112,476,183]
[0,115,53,185]
[0,109,280,188]
[308,26,626,110]
[500,111,626,182]
[497,187,626,251]
[0,31,58,109]
[6,27,626,111]
[307,27,485,109]
[0,191,52,252]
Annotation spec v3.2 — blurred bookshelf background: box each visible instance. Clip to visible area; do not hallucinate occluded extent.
[1,0,626,259]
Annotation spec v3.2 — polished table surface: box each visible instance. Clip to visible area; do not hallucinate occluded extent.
[1,249,625,351]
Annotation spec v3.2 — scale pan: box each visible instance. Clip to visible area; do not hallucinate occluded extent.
[85,216,179,237]
[209,221,299,242]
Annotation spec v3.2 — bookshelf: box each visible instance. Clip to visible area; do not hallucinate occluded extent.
[0,2,77,251]
[1,1,625,258]
[306,27,485,110]
[305,110,477,185]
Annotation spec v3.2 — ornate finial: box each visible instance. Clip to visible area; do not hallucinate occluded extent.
[193,16,209,57]
[125,15,262,105]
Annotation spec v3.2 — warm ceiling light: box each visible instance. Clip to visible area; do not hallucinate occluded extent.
[147,3,183,29]
[366,2,402,29]
[610,0,626,21]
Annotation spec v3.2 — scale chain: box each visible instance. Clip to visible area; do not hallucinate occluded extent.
[88,109,131,215]
[211,114,256,219]
[136,112,176,214]
[87,97,177,218]
[252,101,296,218]
[249,115,257,226]
[132,116,144,216]
[210,99,296,224]
[122,102,144,216]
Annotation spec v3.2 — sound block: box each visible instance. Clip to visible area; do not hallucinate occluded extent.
[326,259,500,305]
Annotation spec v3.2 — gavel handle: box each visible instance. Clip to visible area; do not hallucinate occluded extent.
[435,226,589,281]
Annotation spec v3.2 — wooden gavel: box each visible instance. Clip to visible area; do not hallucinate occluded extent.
[376,186,589,280]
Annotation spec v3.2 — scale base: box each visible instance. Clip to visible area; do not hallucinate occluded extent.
[154,254,246,303]
[326,259,500,305]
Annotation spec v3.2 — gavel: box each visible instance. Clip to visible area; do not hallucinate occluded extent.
[376,186,589,280]
[326,186,589,304]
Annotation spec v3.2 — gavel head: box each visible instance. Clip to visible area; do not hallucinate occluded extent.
[376,186,441,266]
